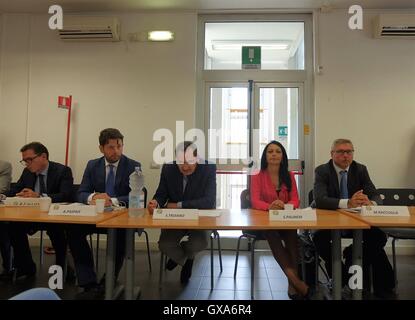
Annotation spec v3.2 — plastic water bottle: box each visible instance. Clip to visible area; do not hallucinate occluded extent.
[129,167,145,217]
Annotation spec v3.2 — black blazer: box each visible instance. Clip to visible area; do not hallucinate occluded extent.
[153,160,216,209]
[313,159,381,210]
[8,161,73,203]
[78,154,140,205]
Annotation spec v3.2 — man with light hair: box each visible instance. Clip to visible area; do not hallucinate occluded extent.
[312,138,395,299]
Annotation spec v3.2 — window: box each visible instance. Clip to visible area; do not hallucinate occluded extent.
[204,22,304,70]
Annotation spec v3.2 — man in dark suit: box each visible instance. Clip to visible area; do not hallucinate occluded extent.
[313,138,394,299]
[0,160,12,274]
[68,128,140,298]
[2,142,73,280]
[148,141,216,283]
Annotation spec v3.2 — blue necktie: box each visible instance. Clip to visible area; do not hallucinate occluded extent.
[339,170,348,199]
[38,174,47,195]
[106,164,115,197]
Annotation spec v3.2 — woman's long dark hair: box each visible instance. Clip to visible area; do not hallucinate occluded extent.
[260,140,292,192]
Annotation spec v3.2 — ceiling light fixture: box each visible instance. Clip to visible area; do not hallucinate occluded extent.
[147,30,175,41]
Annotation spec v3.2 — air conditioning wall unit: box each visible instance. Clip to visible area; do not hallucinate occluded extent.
[58,16,120,41]
[373,14,415,39]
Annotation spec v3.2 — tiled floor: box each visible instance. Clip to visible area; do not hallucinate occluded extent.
[1,248,414,300]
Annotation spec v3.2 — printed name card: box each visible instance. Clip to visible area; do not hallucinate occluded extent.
[269,209,317,221]
[153,209,198,220]
[4,197,41,207]
[361,206,409,217]
[48,204,97,216]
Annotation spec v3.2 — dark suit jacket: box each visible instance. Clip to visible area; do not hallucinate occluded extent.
[153,160,216,209]
[8,161,73,203]
[313,159,381,210]
[78,154,140,205]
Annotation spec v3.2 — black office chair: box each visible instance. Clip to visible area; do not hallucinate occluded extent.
[299,190,329,289]
[94,187,152,273]
[233,189,267,299]
[377,188,415,290]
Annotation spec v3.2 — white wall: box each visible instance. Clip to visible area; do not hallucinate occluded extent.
[315,9,415,189]
[0,12,198,181]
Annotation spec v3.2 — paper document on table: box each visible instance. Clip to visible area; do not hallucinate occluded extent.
[198,209,228,217]
[342,207,362,213]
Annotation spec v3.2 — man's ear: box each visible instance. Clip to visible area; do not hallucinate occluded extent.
[99,145,104,154]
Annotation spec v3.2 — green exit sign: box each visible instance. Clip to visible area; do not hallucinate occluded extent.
[242,46,261,69]
[278,126,288,137]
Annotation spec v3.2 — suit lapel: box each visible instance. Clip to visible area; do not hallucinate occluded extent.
[328,160,340,196]
[26,170,37,190]
[347,161,357,193]
[184,164,199,198]
[46,162,56,193]
[115,155,125,194]
[97,158,106,193]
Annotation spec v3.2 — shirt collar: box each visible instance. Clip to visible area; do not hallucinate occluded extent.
[333,162,349,175]
[105,159,119,169]
[38,162,49,177]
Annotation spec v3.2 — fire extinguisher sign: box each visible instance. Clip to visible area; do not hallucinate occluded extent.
[58,96,72,109]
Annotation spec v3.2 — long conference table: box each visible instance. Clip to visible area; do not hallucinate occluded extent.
[97,208,370,300]
[0,205,127,299]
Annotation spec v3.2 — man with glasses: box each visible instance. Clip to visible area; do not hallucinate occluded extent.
[1,142,73,281]
[312,138,395,299]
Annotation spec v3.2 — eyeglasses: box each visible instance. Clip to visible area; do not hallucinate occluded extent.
[20,154,40,166]
[333,150,354,155]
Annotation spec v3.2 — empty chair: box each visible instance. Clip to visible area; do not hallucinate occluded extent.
[377,188,415,289]
[233,189,267,299]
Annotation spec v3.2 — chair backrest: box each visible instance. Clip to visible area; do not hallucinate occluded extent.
[240,189,251,209]
[377,188,415,206]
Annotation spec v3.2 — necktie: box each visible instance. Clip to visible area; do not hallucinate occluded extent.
[339,170,348,199]
[183,176,188,193]
[106,165,115,197]
[38,174,47,195]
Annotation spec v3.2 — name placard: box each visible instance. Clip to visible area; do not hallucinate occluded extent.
[361,205,409,217]
[153,209,198,220]
[4,197,41,207]
[269,209,317,221]
[48,204,97,216]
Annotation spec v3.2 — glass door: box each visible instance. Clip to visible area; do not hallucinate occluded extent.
[207,82,304,209]
[253,83,304,199]
[207,83,250,211]
[207,82,304,246]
